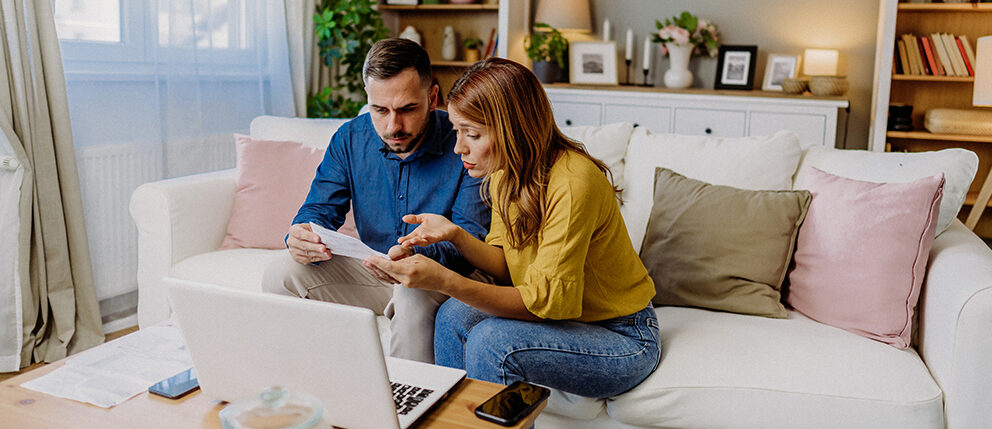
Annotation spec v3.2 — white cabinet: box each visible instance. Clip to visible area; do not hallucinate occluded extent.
[544,86,849,148]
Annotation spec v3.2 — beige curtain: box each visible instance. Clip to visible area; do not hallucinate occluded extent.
[0,0,104,369]
[284,0,332,117]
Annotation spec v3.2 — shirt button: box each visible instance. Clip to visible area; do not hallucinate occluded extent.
[398,195,404,200]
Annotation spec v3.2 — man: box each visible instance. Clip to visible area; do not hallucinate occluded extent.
[262,38,489,364]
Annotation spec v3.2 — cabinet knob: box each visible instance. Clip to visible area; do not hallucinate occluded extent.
[704,127,713,135]
[565,119,573,126]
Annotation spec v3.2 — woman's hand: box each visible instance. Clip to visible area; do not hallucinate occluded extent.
[363,253,453,292]
[397,214,463,248]
[364,245,414,284]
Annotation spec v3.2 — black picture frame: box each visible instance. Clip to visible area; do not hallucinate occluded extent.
[714,45,758,90]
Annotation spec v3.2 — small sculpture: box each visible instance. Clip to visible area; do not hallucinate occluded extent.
[442,26,457,61]
[399,25,421,46]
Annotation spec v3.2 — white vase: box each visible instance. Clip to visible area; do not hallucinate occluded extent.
[441,26,457,61]
[663,42,693,89]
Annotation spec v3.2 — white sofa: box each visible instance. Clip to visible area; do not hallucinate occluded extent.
[130,115,992,428]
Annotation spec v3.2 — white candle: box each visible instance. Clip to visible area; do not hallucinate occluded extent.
[625,29,633,60]
[642,36,651,70]
[603,18,611,42]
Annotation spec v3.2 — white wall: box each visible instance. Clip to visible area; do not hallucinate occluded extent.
[586,0,879,149]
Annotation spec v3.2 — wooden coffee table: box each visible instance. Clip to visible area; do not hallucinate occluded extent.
[0,351,545,428]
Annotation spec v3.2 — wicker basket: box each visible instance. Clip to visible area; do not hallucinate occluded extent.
[809,76,848,97]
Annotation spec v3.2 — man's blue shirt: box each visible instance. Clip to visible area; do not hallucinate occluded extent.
[292,110,489,275]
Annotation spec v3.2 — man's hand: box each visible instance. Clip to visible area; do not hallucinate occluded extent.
[397,214,462,248]
[286,223,331,264]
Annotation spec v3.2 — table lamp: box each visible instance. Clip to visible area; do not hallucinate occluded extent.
[534,0,591,33]
[975,36,991,107]
[804,48,848,96]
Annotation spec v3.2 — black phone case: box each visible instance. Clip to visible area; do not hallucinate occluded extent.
[474,381,550,426]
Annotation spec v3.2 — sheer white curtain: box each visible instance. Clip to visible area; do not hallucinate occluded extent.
[57,0,294,323]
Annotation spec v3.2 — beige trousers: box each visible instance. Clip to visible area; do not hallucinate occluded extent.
[261,251,451,363]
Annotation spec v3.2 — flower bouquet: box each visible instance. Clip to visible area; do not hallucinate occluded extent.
[653,11,719,57]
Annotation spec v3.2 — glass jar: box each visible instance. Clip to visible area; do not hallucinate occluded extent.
[219,386,324,429]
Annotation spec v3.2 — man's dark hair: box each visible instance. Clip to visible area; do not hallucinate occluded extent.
[363,38,433,88]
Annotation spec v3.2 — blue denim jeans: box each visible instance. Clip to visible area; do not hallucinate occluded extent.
[434,299,661,398]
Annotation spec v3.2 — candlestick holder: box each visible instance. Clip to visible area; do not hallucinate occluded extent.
[641,68,651,87]
[623,59,633,85]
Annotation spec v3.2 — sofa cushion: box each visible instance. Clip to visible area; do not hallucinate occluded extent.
[787,168,944,349]
[220,135,325,250]
[561,122,634,187]
[171,248,284,292]
[623,129,803,250]
[794,145,976,235]
[601,307,943,428]
[641,168,810,317]
[249,115,348,148]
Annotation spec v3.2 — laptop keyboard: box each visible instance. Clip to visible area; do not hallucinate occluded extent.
[391,382,434,416]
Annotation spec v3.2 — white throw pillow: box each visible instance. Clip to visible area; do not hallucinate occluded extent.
[793,146,978,235]
[561,122,634,187]
[622,129,803,251]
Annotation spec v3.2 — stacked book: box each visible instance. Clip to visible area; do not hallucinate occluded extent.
[894,33,977,77]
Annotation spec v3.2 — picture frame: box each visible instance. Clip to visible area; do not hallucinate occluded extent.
[569,41,618,85]
[761,54,802,91]
[714,45,758,90]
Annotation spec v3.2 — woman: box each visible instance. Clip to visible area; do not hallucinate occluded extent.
[364,57,659,398]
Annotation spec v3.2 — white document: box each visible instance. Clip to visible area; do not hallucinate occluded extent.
[309,222,387,260]
[20,323,193,408]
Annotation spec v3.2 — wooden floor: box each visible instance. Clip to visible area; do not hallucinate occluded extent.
[0,325,139,383]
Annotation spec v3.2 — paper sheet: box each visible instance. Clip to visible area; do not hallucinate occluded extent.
[310,222,387,260]
[20,323,193,408]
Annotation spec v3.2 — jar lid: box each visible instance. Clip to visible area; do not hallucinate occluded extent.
[219,386,323,429]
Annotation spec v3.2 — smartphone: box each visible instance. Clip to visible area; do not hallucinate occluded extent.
[148,367,200,399]
[474,380,551,427]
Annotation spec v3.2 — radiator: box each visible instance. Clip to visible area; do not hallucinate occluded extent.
[76,134,235,301]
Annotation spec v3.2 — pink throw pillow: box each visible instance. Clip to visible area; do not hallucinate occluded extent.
[221,134,335,249]
[786,167,944,349]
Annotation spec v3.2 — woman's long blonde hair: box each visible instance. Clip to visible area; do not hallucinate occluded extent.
[447,58,620,249]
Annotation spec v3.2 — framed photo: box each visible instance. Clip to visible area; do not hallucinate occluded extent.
[714,45,758,90]
[569,41,618,85]
[761,54,801,91]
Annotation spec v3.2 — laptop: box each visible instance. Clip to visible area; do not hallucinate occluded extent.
[166,279,466,429]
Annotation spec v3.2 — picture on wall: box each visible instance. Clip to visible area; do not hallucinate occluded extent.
[714,45,758,90]
[569,41,618,85]
[762,54,802,91]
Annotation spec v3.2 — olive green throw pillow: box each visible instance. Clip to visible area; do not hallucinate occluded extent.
[640,168,811,318]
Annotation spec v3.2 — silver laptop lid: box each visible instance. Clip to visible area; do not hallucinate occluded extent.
[167,280,401,429]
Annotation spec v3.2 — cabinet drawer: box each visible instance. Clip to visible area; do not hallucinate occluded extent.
[673,108,746,137]
[749,112,827,147]
[604,104,671,133]
[552,101,602,128]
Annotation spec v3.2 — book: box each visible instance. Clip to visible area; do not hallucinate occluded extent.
[959,35,978,76]
[488,34,499,58]
[482,28,496,59]
[941,33,966,76]
[916,36,932,75]
[957,37,974,76]
[920,36,938,76]
[930,32,953,77]
[897,40,911,75]
[925,36,945,76]
[908,34,925,75]
[900,34,920,75]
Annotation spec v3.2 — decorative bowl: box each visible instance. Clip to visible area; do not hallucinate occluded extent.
[809,76,849,97]
[781,78,809,94]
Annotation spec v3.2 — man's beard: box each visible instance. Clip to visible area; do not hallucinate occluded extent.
[381,114,431,154]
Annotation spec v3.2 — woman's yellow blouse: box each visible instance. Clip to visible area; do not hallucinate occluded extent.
[485,150,655,321]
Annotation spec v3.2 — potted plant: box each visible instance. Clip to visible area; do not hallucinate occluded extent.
[525,22,568,83]
[464,37,484,62]
[309,0,389,118]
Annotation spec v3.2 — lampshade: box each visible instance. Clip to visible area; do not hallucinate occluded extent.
[534,0,591,33]
[803,48,839,76]
[974,36,991,107]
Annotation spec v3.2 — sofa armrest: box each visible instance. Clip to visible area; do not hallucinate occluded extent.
[129,169,237,327]
[917,220,992,428]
